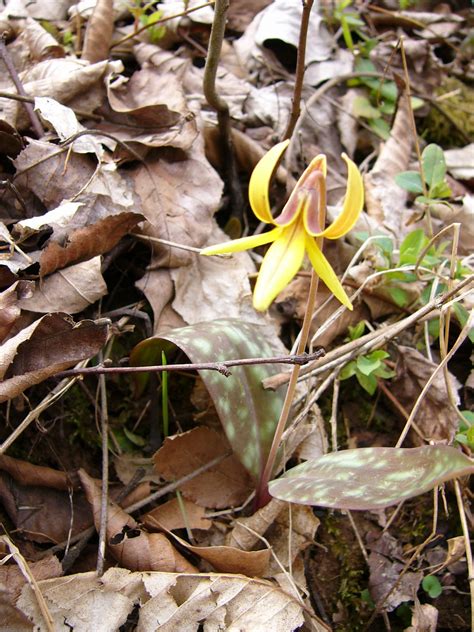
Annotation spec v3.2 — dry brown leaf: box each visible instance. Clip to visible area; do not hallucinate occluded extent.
[18,258,108,314]
[21,17,64,60]
[17,567,308,632]
[0,281,33,342]
[368,531,423,612]
[391,345,461,445]
[0,590,33,632]
[0,471,94,544]
[79,469,197,573]
[153,427,254,509]
[0,454,76,490]
[82,0,114,64]
[405,601,438,632]
[100,67,198,154]
[0,313,108,402]
[0,556,62,601]
[142,497,212,532]
[363,95,413,234]
[131,139,222,268]
[227,498,285,551]
[13,140,95,209]
[166,530,271,577]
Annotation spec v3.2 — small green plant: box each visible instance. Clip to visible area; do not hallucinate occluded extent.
[422,575,443,599]
[349,58,424,139]
[339,322,395,395]
[455,411,474,450]
[395,143,452,208]
[128,0,166,43]
[332,0,366,51]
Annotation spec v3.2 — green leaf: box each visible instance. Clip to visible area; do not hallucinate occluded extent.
[352,96,381,119]
[411,96,424,110]
[430,180,452,199]
[372,364,395,380]
[356,353,385,376]
[452,303,474,343]
[123,426,146,447]
[356,370,378,395]
[399,229,428,265]
[340,360,357,380]
[348,321,365,341]
[422,575,442,599]
[368,118,390,140]
[422,144,446,189]
[387,286,409,307]
[130,319,285,480]
[268,446,474,510]
[394,171,424,194]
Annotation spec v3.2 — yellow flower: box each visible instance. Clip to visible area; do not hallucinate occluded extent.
[201,140,364,312]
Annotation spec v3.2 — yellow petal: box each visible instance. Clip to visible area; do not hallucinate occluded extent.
[249,140,290,224]
[313,153,364,240]
[201,227,283,256]
[305,237,353,310]
[253,221,306,311]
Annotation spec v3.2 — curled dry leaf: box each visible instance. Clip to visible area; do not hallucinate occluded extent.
[142,497,212,532]
[81,0,114,64]
[17,567,308,632]
[0,313,108,402]
[18,257,108,314]
[21,17,65,60]
[166,530,271,577]
[153,427,254,509]
[227,498,285,551]
[0,281,33,342]
[78,469,197,573]
[0,454,77,491]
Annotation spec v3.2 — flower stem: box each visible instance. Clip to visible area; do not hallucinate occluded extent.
[255,267,320,509]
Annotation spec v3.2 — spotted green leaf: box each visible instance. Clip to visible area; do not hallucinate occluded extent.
[131,319,285,480]
[268,446,473,510]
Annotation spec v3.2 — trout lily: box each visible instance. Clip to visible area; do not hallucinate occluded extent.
[201,140,364,312]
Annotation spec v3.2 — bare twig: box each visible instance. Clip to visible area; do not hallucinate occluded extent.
[0,91,102,121]
[54,348,326,378]
[282,0,315,140]
[0,35,44,138]
[203,0,244,222]
[96,356,109,576]
[454,480,474,631]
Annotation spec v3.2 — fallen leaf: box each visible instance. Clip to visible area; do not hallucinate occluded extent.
[153,427,253,509]
[0,281,33,342]
[0,313,108,402]
[18,257,108,314]
[227,499,285,551]
[82,0,114,64]
[142,497,212,532]
[367,532,423,612]
[17,567,308,632]
[405,600,438,632]
[0,556,62,601]
[79,469,197,573]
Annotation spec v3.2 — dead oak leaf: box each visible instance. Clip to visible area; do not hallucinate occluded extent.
[153,427,254,509]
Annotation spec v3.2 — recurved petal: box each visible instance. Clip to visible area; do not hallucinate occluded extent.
[200,227,283,256]
[305,237,353,310]
[249,140,290,224]
[253,222,306,311]
[315,153,364,240]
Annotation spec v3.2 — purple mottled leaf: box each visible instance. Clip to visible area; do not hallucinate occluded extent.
[269,446,473,510]
[131,319,285,480]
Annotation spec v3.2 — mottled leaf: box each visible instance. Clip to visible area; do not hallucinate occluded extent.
[269,446,474,510]
[131,319,285,480]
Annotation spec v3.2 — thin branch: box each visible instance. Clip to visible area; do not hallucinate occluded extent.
[282,0,315,140]
[0,91,102,122]
[203,0,244,221]
[0,35,44,138]
[54,348,326,379]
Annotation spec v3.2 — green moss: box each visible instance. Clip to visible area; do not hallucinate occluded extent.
[422,77,474,148]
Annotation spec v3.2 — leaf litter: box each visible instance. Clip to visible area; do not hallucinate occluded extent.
[0,0,472,630]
